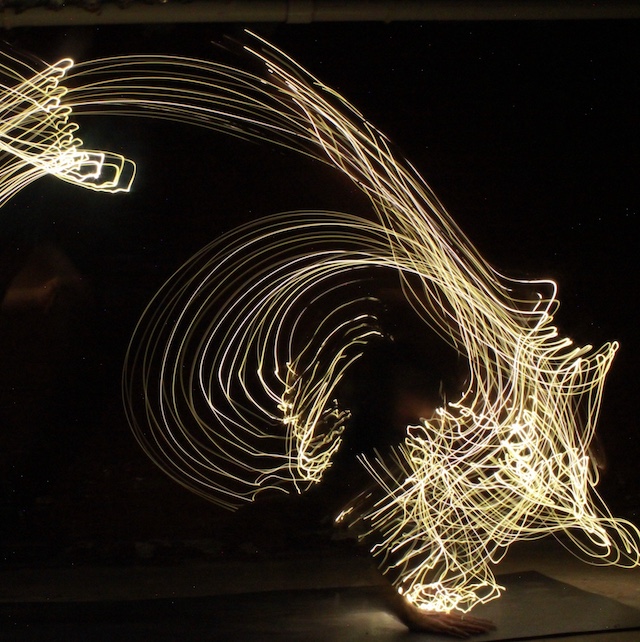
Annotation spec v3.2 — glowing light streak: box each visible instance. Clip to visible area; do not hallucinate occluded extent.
[122,212,392,507]
[0,51,135,206]
[3,34,638,615]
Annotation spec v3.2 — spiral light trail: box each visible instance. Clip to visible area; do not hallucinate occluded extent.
[1,34,638,614]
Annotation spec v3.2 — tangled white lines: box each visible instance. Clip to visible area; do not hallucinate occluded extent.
[2,33,638,614]
[0,51,134,205]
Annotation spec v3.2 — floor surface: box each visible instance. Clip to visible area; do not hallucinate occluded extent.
[2,538,640,641]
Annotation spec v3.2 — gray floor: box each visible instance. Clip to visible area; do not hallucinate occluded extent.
[1,537,639,640]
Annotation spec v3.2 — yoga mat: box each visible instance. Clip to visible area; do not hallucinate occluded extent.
[2,571,640,641]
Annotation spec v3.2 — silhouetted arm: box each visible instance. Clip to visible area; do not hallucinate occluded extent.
[381,580,496,638]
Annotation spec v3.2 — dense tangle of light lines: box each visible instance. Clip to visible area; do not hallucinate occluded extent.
[0,51,135,206]
[1,33,638,614]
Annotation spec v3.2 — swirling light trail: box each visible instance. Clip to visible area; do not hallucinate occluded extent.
[123,211,391,508]
[0,51,135,206]
[1,34,638,615]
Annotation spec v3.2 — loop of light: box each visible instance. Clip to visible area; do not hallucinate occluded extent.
[0,51,135,206]
[1,34,638,614]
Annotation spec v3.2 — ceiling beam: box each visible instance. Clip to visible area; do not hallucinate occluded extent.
[2,0,639,29]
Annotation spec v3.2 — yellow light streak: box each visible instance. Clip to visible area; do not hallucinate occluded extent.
[122,211,392,507]
[0,51,135,206]
[3,34,638,615]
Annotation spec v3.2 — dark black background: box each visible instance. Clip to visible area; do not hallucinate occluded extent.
[0,19,638,560]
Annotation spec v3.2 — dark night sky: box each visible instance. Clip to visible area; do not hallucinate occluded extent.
[0,19,638,545]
